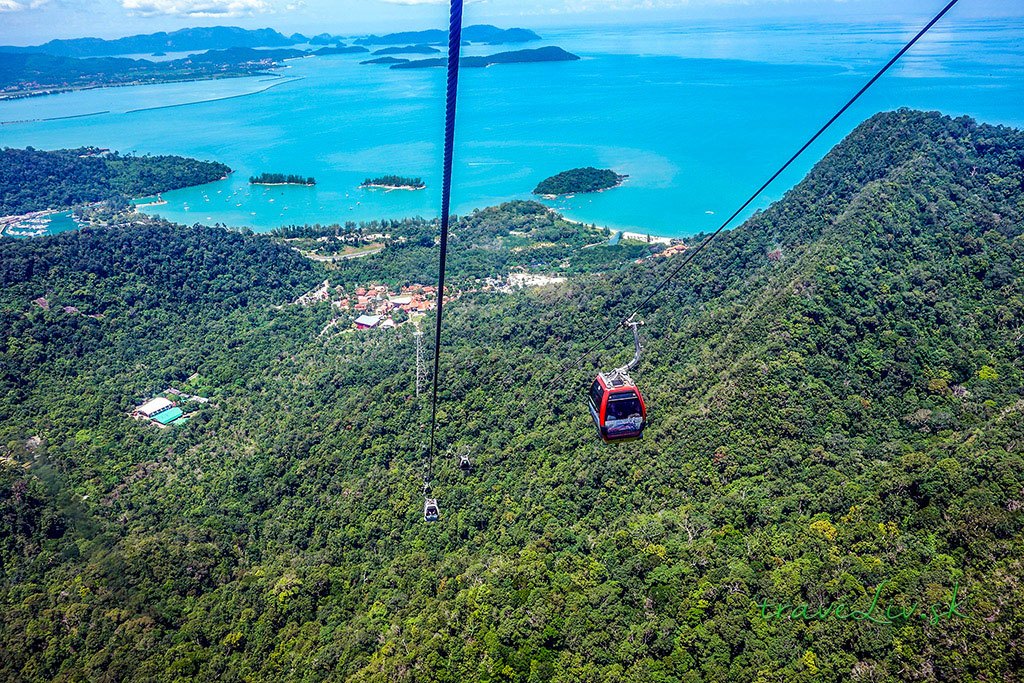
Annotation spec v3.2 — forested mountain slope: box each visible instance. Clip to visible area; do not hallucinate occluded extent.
[1,109,1023,682]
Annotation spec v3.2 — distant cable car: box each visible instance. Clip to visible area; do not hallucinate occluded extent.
[589,321,647,443]
[458,451,471,472]
[422,481,439,522]
[424,498,439,522]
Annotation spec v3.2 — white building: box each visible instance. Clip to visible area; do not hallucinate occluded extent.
[137,397,173,417]
[355,314,381,330]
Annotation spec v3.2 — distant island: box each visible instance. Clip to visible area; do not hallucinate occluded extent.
[360,175,425,191]
[313,45,369,56]
[356,25,540,46]
[0,24,551,100]
[0,147,230,216]
[361,56,409,66]
[308,33,339,46]
[0,26,298,58]
[250,173,316,186]
[533,167,626,196]
[392,46,580,70]
[373,45,440,56]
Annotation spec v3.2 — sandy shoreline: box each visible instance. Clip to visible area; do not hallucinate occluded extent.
[547,208,675,244]
[360,184,425,192]
[251,181,315,187]
[620,230,674,245]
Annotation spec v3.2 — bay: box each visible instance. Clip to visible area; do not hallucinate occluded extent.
[1,19,1021,237]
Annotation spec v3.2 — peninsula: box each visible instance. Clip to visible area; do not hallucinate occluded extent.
[250,173,316,186]
[0,47,305,100]
[0,146,230,216]
[361,56,408,66]
[360,175,425,191]
[392,46,580,70]
[533,167,627,196]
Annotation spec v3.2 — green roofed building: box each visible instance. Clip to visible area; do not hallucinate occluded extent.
[153,407,184,425]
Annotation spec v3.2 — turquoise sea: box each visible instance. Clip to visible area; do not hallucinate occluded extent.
[1,19,1022,237]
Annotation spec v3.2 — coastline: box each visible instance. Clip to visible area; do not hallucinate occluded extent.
[620,230,673,245]
[535,175,627,199]
[135,195,168,208]
[1,71,285,104]
[1,110,111,127]
[1,208,85,238]
[124,77,302,114]
[546,208,674,244]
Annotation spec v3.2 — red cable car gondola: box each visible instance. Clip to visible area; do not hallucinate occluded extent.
[588,321,648,443]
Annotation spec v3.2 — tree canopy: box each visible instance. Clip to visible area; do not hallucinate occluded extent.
[534,167,626,195]
[1,109,1023,681]
[0,147,230,215]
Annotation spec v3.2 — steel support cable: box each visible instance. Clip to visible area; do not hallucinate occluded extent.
[425,0,465,490]
[541,0,962,392]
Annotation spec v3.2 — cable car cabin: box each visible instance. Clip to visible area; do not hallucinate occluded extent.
[424,498,439,522]
[458,453,471,472]
[589,371,647,443]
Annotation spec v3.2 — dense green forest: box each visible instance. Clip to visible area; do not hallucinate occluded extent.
[249,173,316,186]
[361,175,426,189]
[0,147,230,215]
[1,109,1023,681]
[534,167,627,195]
[273,201,652,280]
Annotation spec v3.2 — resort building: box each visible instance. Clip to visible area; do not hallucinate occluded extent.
[134,396,185,426]
[355,314,381,330]
[137,397,173,417]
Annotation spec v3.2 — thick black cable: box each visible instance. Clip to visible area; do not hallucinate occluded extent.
[425,0,465,487]
[545,0,961,389]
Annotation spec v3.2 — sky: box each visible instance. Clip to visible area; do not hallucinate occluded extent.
[0,0,1021,45]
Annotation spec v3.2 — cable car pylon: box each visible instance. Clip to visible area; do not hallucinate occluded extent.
[414,329,425,398]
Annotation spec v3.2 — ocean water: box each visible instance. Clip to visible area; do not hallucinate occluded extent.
[1,18,1021,237]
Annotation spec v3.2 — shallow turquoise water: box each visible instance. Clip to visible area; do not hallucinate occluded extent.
[2,210,78,238]
[1,19,1021,237]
